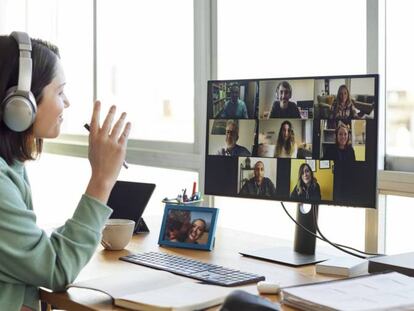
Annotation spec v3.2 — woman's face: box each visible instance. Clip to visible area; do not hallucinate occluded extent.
[337,127,349,148]
[339,87,349,103]
[188,220,205,242]
[33,60,70,139]
[301,165,312,185]
[282,124,290,141]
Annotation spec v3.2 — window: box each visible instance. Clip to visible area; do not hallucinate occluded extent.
[96,0,194,142]
[217,0,366,79]
[386,0,414,158]
[1,0,202,228]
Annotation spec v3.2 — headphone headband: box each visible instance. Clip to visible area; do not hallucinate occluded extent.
[10,31,32,94]
[1,31,36,132]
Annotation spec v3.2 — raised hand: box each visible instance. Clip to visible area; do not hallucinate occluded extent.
[85,101,131,203]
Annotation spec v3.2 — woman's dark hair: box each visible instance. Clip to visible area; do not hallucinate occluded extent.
[275,120,295,156]
[0,35,60,165]
[295,163,317,196]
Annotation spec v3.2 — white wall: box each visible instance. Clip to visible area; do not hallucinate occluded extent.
[351,77,375,95]
[329,79,346,96]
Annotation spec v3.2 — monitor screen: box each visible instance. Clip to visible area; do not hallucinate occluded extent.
[205,75,379,208]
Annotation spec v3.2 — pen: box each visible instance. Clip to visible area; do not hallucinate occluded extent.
[84,123,129,169]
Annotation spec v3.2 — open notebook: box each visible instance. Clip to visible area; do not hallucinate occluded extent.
[67,269,234,311]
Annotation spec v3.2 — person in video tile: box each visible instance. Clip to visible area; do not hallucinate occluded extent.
[185,219,206,244]
[240,161,276,197]
[219,85,248,118]
[290,163,321,201]
[329,84,360,125]
[275,120,297,158]
[323,123,356,161]
[269,81,301,118]
[217,120,251,156]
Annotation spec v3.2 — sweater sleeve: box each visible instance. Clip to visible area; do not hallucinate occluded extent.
[0,171,112,291]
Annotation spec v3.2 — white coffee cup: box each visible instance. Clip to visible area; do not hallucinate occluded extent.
[101,218,135,250]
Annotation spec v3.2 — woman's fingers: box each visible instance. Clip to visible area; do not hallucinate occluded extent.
[110,112,127,140]
[91,101,129,144]
[118,122,131,145]
[89,100,101,135]
[101,105,116,135]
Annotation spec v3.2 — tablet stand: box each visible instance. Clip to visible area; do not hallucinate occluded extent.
[134,217,149,233]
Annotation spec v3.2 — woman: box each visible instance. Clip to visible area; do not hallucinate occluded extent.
[185,219,207,244]
[324,123,356,161]
[329,84,359,124]
[0,32,130,310]
[290,163,321,201]
[275,120,297,158]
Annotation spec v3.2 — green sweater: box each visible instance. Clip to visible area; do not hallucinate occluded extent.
[0,157,112,310]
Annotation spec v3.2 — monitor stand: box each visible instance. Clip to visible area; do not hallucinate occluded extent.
[240,204,329,267]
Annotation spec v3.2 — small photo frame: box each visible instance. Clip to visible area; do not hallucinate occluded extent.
[306,159,317,172]
[158,204,219,251]
[319,160,331,169]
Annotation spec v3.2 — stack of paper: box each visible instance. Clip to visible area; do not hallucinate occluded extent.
[281,272,414,311]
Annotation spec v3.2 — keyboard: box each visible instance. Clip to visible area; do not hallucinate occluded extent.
[120,251,265,286]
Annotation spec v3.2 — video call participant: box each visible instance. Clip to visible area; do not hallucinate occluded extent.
[0,32,130,310]
[185,219,207,244]
[217,119,251,156]
[323,123,356,161]
[219,85,248,118]
[290,163,321,201]
[239,161,276,197]
[275,120,297,158]
[329,84,359,125]
[269,81,301,119]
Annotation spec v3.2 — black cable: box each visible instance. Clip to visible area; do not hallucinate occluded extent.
[280,201,365,258]
[311,204,366,259]
[313,205,384,257]
[280,202,383,258]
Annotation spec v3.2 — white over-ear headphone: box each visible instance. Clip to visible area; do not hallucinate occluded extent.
[1,31,37,132]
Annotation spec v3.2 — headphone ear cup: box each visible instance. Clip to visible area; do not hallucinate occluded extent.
[2,86,37,132]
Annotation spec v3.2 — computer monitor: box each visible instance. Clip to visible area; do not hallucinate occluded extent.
[205,74,379,266]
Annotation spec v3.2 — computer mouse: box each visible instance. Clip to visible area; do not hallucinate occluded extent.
[220,290,281,311]
[257,281,281,294]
